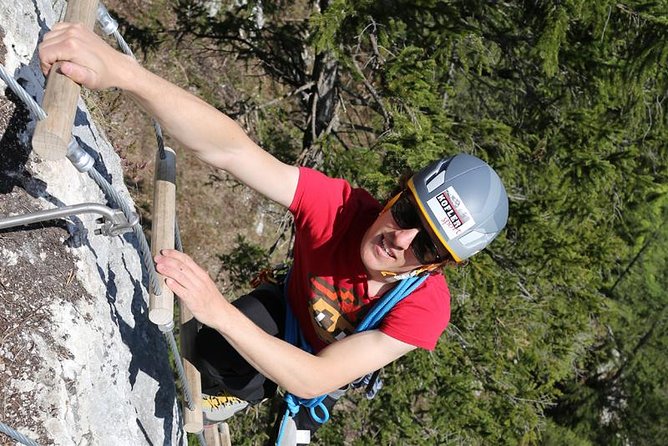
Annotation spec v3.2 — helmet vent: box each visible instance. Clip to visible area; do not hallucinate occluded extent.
[426,171,446,193]
[459,230,495,249]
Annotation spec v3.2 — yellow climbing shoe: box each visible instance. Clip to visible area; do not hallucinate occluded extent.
[202,392,249,423]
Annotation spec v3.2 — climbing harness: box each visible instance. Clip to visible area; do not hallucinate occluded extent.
[275,273,429,445]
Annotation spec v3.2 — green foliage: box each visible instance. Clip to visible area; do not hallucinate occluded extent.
[547,203,668,445]
[534,4,569,77]
[217,235,270,290]
[540,419,593,446]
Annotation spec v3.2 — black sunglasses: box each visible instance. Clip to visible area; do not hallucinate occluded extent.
[390,192,445,264]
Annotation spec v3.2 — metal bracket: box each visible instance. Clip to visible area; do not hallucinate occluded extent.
[66,138,95,173]
[96,3,119,35]
[0,203,139,236]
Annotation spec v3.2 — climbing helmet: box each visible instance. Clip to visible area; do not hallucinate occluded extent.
[406,153,509,262]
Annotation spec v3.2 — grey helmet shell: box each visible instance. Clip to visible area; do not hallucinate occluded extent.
[407,154,509,262]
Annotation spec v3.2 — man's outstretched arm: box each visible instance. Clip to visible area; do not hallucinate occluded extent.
[39,23,299,208]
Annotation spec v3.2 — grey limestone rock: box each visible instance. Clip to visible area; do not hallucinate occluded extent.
[0,1,184,444]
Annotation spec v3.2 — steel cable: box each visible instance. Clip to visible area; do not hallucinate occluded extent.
[163,330,196,410]
[0,421,40,446]
[111,29,135,59]
[0,64,47,120]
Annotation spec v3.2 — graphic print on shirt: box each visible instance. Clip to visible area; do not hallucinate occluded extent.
[309,275,366,344]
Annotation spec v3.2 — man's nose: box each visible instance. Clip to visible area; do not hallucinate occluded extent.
[392,227,420,250]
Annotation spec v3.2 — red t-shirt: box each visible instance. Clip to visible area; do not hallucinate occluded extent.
[287,167,450,353]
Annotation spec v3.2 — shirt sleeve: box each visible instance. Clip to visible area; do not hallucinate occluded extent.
[289,167,353,245]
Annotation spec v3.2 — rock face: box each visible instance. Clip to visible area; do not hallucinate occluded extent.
[0,1,184,444]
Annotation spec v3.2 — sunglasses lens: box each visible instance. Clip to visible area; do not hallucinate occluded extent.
[412,232,441,264]
[390,194,420,229]
[390,193,443,264]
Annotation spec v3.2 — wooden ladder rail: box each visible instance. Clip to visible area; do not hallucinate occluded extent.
[180,303,204,433]
[149,147,176,327]
[149,147,203,433]
[32,0,98,160]
[204,422,232,446]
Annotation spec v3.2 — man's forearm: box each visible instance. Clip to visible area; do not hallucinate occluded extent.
[213,306,414,399]
[117,61,253,170]
[212,305,339,399]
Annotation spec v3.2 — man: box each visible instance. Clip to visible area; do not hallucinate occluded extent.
[39,23,508,444]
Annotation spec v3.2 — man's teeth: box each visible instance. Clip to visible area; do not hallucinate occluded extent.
[381,238,393,258]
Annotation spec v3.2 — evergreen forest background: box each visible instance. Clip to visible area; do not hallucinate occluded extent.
[99,0,668,444]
